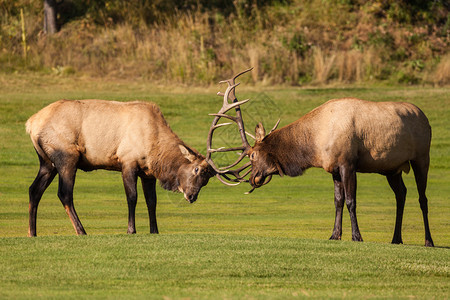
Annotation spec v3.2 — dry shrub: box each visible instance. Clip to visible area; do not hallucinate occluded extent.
[313,48,336,84]
[23,17,432,86]
[2,0,448,85]
[336,50,363,82]
[362,46,382,80]
[430,54,450,86]
[247,46,259,82]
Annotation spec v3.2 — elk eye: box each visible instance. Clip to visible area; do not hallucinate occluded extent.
[194,167,199,174]
[250,153,255,160]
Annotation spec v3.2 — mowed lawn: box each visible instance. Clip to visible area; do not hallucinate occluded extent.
[0,75,449,298]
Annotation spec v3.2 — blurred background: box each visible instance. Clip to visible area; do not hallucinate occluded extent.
[1,0,449,85]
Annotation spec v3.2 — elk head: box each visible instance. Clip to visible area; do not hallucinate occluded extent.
[177,145,215,203]
[206,68,280,193]
[247,121,284,190]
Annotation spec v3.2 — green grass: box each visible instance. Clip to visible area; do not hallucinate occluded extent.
[0,75,449,298]
[1,234,449,299]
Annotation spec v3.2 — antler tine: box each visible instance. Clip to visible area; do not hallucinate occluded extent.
[218,67,253,85]
[213,98,251,115]
[233,160,252,172]
[215,68,252,149]
[206,68,254,186]
[268,118,281,135]
[245,131,256,140]
[221,151,247,169]
[209,146,247,154]
[208,113,237,122]
[211,122,233,130]
[207,154,227,173]
[222,67,253,102]
[227,162,252,182]
[220,82,240,106]
[231,67,254,82]
[245,174,273,194]
[215,174,241,186]
[237,162,252,179]
[224,99,250,114]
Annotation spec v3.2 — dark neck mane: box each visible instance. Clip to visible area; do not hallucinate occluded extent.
[155,148,184,192]
[263,122,315,177]
[151,137,203,192]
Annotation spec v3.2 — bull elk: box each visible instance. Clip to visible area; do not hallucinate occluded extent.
[26,100,215,236]
[207,68,434,247]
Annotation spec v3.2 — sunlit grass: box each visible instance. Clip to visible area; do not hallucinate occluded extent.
[1,234,449,299]
[0,76,449,298]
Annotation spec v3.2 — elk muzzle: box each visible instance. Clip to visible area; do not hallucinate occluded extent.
[186,193,198,203]
[178,186,199,203]
[249,172,273,189]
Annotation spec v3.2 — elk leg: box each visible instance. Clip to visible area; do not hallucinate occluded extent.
[411,159,434,247]
[386,173,407,244]
[330,173,344,240]
[57,163,86,235]
[122,167,138,234]
[141,177,159,234]
[28,155,57,237]
[340,165,363,242]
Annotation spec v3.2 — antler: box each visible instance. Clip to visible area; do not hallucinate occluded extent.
[206,67,253,186]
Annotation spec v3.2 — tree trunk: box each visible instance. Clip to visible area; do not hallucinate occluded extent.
[43,0,58,34]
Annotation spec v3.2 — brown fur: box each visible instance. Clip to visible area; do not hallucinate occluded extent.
[26,99,214,236]
[248,98,434,246]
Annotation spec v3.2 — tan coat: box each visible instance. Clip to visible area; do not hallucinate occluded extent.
[26,99,214,236]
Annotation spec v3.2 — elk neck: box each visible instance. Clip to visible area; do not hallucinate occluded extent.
[151,139,203,192]
[262,121,317,177]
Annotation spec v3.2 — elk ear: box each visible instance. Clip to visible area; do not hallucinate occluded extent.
[179,145,196,162]
[255,122,266,142]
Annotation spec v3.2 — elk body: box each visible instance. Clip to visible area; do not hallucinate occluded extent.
[26,99,214,236]
[208,69,434,247]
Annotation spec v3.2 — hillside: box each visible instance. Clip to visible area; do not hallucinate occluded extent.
[1,0,449,85]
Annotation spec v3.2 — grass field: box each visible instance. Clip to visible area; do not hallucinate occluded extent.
[0,75,449,298]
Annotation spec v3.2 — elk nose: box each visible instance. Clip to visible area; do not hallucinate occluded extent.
[253,175,264,187]
[187,193,198,203]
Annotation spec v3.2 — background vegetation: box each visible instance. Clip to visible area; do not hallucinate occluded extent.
[1,0,449,85]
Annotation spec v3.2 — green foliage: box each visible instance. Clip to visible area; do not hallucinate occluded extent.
[282,31,310,58]
[1,0,448,85]
[368,28,395,49]
[56,0,282,27]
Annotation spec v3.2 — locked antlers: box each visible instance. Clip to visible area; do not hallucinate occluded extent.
[206,68,254,186]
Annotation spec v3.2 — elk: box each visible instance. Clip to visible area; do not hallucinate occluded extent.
[207,68,434,247]
[26,99,215,236]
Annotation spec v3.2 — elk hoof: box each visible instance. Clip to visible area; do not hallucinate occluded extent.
[329,234,341,240]
[391,237,403,244]
[425,239,434,247]
[352,235,363,242]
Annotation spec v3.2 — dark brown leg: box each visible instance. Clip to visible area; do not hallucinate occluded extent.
[122,166,138,234]
[28,155,57,237]
[386,172,407,244]
[57,161,86,235]
[411,158,434,247]
[330,173,344,240]
[141,177,159,234]
[340,165,362,242]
